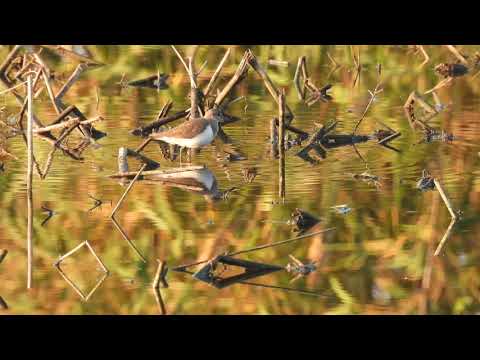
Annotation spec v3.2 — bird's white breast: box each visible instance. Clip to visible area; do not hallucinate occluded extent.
[159,125,214,148]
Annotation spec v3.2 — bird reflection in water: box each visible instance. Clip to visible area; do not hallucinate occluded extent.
[143,167,238,202]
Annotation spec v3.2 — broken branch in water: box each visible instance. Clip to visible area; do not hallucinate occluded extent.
[434,218,457,257]
[246,50,294,123]
[109,165,205,180]
[26,74,33,289]
[130,109,189,137]
[33,115,103,133]
[172,227,336,272]
[111,216,146,262]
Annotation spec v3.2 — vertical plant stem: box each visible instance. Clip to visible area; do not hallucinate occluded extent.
[26,75,34,289]
[278,89,286,200]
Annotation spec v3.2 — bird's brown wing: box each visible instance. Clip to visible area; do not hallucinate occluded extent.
[150,119,208,140]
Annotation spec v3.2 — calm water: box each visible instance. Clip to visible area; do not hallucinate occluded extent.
[1,45,480,314]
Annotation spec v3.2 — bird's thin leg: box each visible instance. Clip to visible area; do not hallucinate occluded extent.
[179,147,183,165]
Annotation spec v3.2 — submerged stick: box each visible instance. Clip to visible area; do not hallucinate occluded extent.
[434,179,458,221]
[108,165,204,179]
[173,227,336,271]
[434,218,457,257]
[84,240,109,273]
[111,217,147,263]
[239,281,325,297]
[110,163,147,218]
[26,75,34,289]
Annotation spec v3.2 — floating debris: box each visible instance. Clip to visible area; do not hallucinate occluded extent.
[223,149,247,162]
[242,167,258,183]
[285,254,317,283]
[290,208,320,234]
[435,63,469,78]
[416,169,435,192]
[352,171,382,188]
[192,255,284,289]
[127,74,169,89]
[423,128,455,143]
[331,204,352,215]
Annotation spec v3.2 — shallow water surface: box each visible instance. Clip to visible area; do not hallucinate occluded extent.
[1,45,480,314]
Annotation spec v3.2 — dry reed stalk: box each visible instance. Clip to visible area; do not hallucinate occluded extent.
[246,50,294,122]
[278,89,286,200]
[214,51,250,109]
[417,45,430,68]
[110,163,147,218]
[108,165,204,179]
[130,110,189,137]
[204,48,231,97]
[152,260,167,315]
[26,75,33,289]
[111,217,147,262]
[173,227,336,271]
[434,218,457,257]
[424,77,453,95]
[33,116,102,133]
[293,56,306,100]
[55,63,88,101]
[352,76,382,135]
[444,45,468,65]
[54,240,109,301]
[434,179,458,221]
